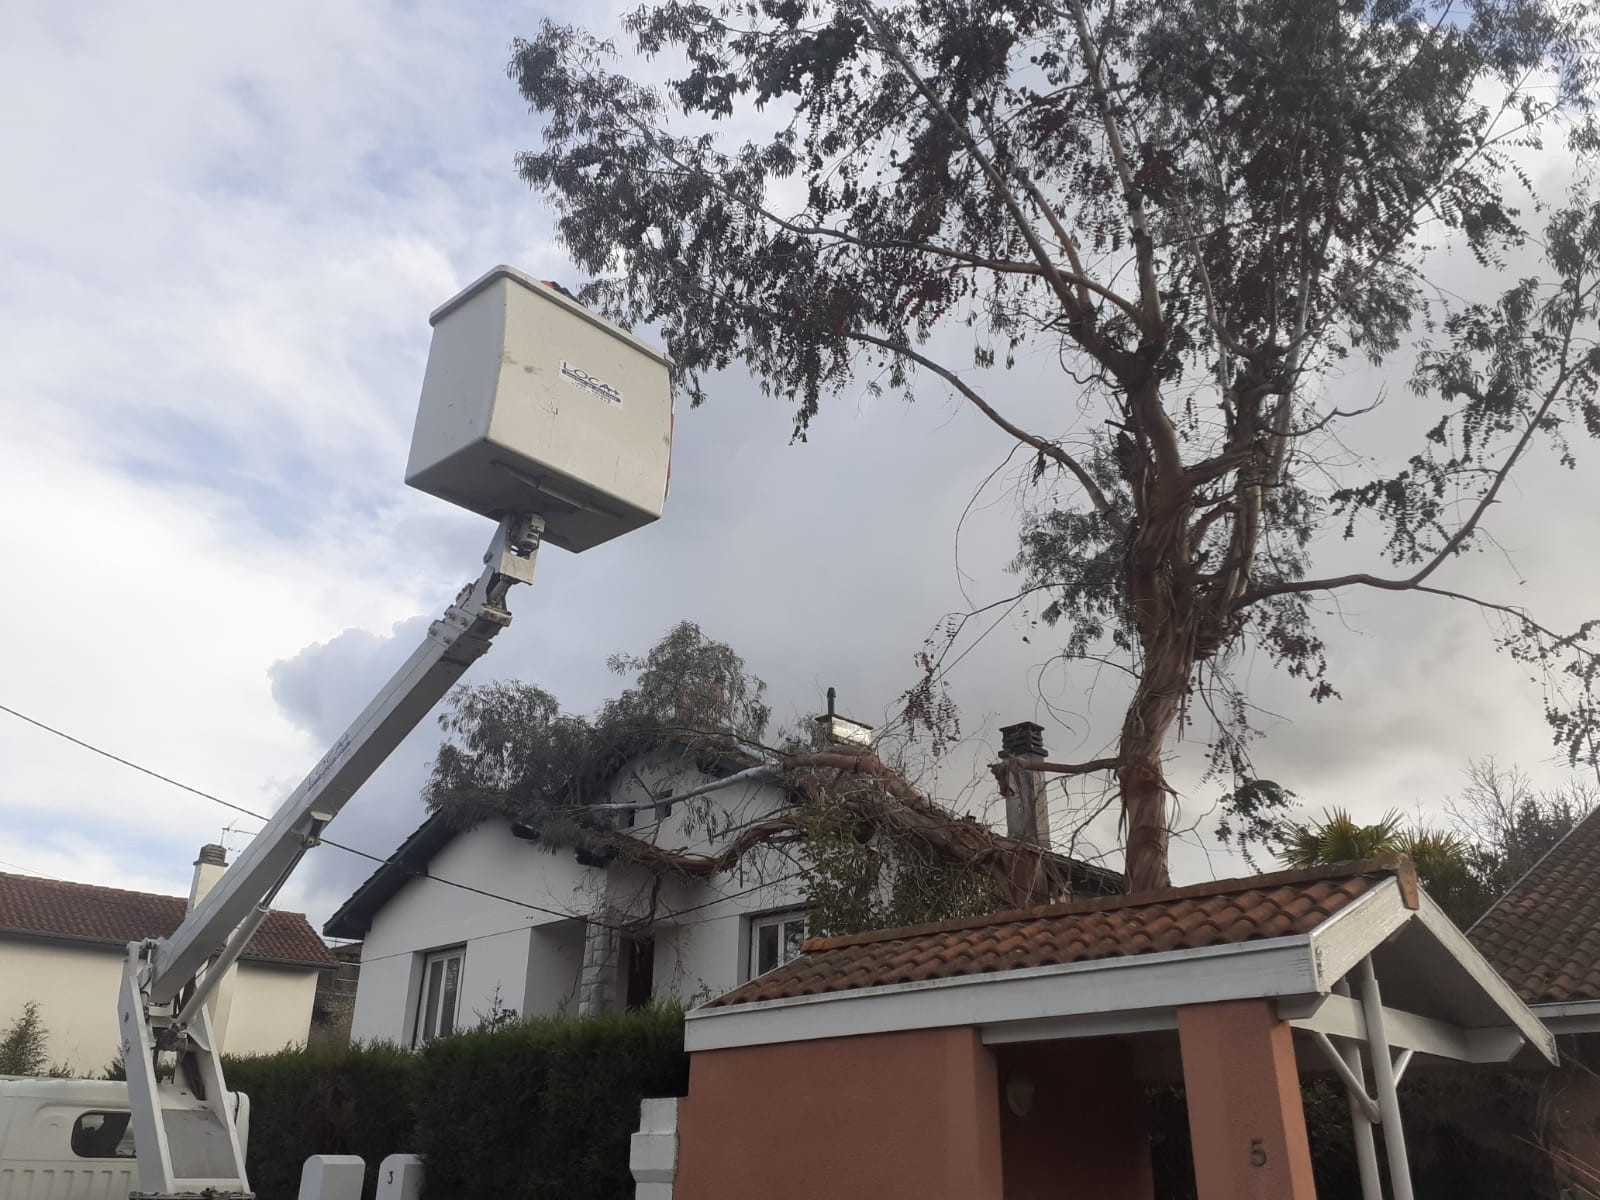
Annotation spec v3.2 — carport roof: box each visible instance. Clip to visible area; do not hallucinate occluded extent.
[687,857,1554,1070]
[713,860,1398,1007]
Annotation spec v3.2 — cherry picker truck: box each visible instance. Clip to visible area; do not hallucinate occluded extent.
[0,265,675,1199]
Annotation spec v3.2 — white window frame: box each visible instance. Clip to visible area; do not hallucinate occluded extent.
[411,945,466,1047]
[746,909,808,981]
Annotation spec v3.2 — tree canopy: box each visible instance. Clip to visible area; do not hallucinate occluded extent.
[425,620,770,836]
[1276,757,1596,924]
[509,0,1600,889]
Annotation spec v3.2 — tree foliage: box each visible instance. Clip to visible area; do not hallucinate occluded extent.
[1276,758,1596,925]
[509,0,1600,890]
[0,1001,49,1077]
[425,620,769,838]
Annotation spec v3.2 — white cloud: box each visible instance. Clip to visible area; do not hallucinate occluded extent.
[0,0,1592,941]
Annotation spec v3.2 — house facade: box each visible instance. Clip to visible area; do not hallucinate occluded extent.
[325,745,815,1045]
[0,848,336,1075]
[327,734,1121,1047]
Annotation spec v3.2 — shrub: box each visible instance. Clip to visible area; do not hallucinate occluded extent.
[0,1001,49,1076]
[219,1008,688,1200]
[413,1006,688,1200]
[222,1041,419,1200]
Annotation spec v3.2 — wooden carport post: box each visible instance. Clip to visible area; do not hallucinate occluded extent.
[1178,999,1318,1200]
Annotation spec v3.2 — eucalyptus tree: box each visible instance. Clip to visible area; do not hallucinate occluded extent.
[509,0,1599,889]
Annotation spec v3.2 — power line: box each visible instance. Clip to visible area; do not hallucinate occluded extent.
[0,857,62,880]
[0,700,636,931]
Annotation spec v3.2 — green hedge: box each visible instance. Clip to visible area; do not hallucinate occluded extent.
[222,1042,419,1200]
[413,1007,689,1200]
[221,1008,688,1200]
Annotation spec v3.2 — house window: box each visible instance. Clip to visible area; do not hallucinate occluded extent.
[412,946,465,1046]
[748,910,808,979]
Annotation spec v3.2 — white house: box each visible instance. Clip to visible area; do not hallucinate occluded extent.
[326,744,813,1044]
[0,847,336,1075]
[326,729,1121,1047]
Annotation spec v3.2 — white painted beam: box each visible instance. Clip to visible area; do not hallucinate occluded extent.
[687,936,1318,1051]
[1285,993,1524,1064]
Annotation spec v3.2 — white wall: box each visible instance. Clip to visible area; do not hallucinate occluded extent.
[228,963,321,1056]
[0,938,124,1074]
[350,820,602,1044]
[348,756,811,1041]
[0,935,321,1074]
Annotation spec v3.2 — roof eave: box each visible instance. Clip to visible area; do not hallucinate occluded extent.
[685,933,1321,1052]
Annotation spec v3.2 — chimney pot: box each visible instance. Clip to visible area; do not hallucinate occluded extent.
[189,844,229,910]
[998,721,1047,759]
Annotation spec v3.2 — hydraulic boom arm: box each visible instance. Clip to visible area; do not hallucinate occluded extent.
[119,512,542,1199]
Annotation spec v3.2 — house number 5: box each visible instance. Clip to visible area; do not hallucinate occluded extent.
[1249,1138,1268,1168]
[386,1169,395,1185]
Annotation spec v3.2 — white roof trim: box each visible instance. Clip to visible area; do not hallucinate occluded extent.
[1532,998,1600,1035]
[686,874,1559,1062]
[1411,894,1558,1063]
[685,935,1319,1052]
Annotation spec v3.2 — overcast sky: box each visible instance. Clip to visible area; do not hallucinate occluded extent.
[2,0,1594,932]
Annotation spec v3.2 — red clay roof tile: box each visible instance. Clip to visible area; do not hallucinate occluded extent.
[0,871,336,968]
[1469,807,1600,1005]
[710,859,1410,1007]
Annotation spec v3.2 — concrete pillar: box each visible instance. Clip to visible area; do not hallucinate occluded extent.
[994,1038,1153,1199]
[297,1155,365,1200]
[676,1028,1004,1200]
[578,915,619,1018]
[1178,1000,1317,1200]
[375,1153,423,1200]
[631,1097,679,1200]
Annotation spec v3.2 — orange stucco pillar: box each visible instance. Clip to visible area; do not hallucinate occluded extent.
[1178,999,1316,1200]
[994,1038,1154,1200]
[675,1026,1005,1200]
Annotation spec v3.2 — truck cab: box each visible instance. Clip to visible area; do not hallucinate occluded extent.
[0,1078,248,1200]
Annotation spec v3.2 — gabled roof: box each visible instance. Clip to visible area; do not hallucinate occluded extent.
[0,872,336,969]
[324,742,1123,941]
[1469,805,1600,1006]
[688,858,1555,1069]
[323,812,457,941]
[713,862,1386,1007]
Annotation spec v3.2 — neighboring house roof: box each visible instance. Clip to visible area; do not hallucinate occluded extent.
[0,872,337,969]
[1469,805,1600,1006]
[712,861,1388,1007]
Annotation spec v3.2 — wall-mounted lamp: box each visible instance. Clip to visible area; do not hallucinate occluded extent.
[1005,1075,1036,1117]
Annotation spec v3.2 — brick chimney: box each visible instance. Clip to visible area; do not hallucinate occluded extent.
[998,722,1050,847]
[188,843,228,910]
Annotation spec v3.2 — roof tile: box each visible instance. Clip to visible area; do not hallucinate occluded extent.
[710,860,1406,1008]
[0,872,336,968]
[1470,808,1600,1005]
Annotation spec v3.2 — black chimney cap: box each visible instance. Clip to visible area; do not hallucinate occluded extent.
[998,721,1046,758]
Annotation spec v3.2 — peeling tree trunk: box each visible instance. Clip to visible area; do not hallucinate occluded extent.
[1118,644,1190,892]
[1119,416,1196,893]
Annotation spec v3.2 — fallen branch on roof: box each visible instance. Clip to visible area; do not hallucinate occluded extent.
[601,748,1104,909]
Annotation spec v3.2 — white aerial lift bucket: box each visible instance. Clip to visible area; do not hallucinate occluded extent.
[405,266,674,553]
